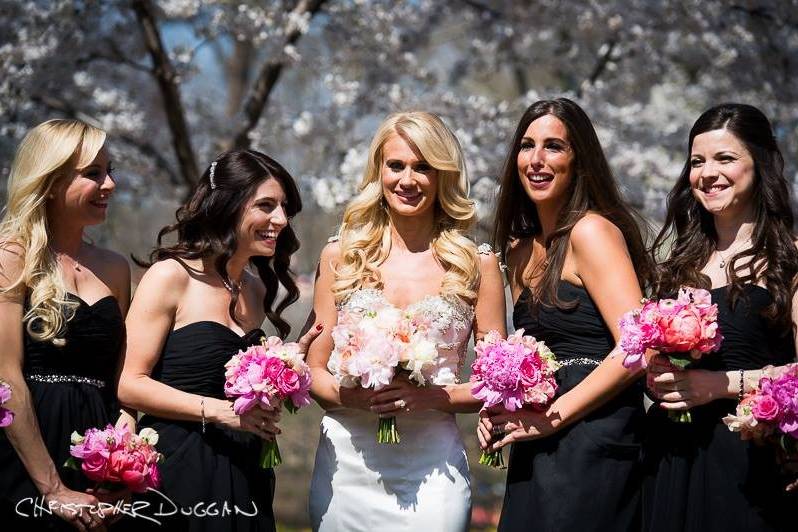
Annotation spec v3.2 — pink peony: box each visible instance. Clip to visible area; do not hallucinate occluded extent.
[68,425,162,492]
[658,307,702,352]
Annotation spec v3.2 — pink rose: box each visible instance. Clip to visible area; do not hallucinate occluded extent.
[276,368,300,396]
[751,395,781,422]
[518,357,543,387]
[262,357,285,382]
[81,452,110,482]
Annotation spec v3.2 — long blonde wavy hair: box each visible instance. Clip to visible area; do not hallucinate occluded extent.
[331,111,479,304]
[0,119,107,345]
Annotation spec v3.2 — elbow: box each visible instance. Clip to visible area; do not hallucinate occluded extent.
[116,373,141,410]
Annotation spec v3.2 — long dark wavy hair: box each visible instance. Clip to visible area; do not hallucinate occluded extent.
[652,103,798,332]
[138,149,302,338]
[493,97,653,309]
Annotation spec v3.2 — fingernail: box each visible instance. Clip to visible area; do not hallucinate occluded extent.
[316,323,323,331]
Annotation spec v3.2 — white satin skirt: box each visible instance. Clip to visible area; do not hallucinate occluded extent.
[309,408,471,532]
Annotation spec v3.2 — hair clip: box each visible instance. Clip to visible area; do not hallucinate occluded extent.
[209,161,218,190]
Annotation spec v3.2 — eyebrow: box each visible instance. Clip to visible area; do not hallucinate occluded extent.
[521,136,568,143]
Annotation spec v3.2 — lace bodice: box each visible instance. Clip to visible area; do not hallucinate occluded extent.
[332,288,475,384]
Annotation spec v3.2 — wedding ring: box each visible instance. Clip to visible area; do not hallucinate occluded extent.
[397,399,407,409]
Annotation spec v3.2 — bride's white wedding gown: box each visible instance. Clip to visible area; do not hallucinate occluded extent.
[309,288,475,532]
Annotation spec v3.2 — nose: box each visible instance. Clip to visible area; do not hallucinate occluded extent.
[699,159,718,181]
[528,146,545,169]
[100,172,115,196]
[270,205,288,228]
[398,167,417,187]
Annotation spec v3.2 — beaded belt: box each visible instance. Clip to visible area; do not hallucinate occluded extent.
[558,357,603,367]
[25,373,106,388]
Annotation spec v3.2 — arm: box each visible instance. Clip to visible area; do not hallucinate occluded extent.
[306,243,376,411]
[371,251,508,415]
[102,250,137,431]
[0,246,101,531]
[117,260,277,440]
[481,215,645,448]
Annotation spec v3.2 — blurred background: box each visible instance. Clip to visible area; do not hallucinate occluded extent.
[2,1,798,529]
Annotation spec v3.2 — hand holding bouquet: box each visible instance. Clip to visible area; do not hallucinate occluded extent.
[470,329,559,467]
[723,364,798,453]
[330,302,443,444]
[224,336,312,467]
[619,286,723,422]
[66,425,162,493]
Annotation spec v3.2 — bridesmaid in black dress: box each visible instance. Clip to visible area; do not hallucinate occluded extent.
[476,98,653,532]
[644,104,798,531]
[0,119,131,531]
[117,150,320,532]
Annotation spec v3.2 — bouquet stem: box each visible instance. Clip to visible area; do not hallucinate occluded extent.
[259,439,282,468]
[666,356,693,423]
[667,410,692,423]
[377,416,400,444]
[479,430,506,468]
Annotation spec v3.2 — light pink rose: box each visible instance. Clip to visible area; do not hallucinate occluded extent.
[81,452,110,482]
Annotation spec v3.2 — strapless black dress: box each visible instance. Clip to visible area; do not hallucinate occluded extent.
[642,285,797,531]
[134,322,276,532]
[0,293,124,530]
[499,281,644,532]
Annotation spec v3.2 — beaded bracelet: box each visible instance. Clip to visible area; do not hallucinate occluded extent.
[200,397,207,434]
[738,369,745,403]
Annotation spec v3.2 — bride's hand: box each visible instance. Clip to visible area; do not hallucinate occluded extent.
[369,374,444,417]
[339,385,378,411]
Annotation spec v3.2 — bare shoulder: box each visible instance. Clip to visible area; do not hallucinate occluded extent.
[0,242,25,291]
[570,213,625,251]
[476,243,501,272]
[319,241,342,268]
[140,258,190,291]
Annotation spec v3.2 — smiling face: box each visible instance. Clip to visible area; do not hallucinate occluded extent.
[49,146,115,227]
[236,177,289,258]
[516,114,575,208]
[381,133,439,220]
[689,128,756,219]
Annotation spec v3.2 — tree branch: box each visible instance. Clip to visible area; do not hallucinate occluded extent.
[578,38,617,97]
[231,0,327,149]
[29,93,180,185]
[131,0,198,187]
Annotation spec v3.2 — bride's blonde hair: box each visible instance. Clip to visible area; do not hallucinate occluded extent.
[0,119,107,344]
[331,111,479,304]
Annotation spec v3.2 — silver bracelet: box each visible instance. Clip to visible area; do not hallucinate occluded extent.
[200,397,206,434]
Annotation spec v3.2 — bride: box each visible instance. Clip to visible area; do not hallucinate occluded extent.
[307,111,506,531]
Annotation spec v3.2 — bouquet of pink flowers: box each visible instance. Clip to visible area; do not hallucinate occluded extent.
[723,364,798,456]
[619,286,723,422]
[66,425,162,493]
[224,336,312,467]
[470,329,560,467]
[0,379,13,428]
[329,300,443,444]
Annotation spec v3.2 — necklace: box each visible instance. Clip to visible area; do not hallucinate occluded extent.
[716,240,751,269]
[221,275,242,294]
